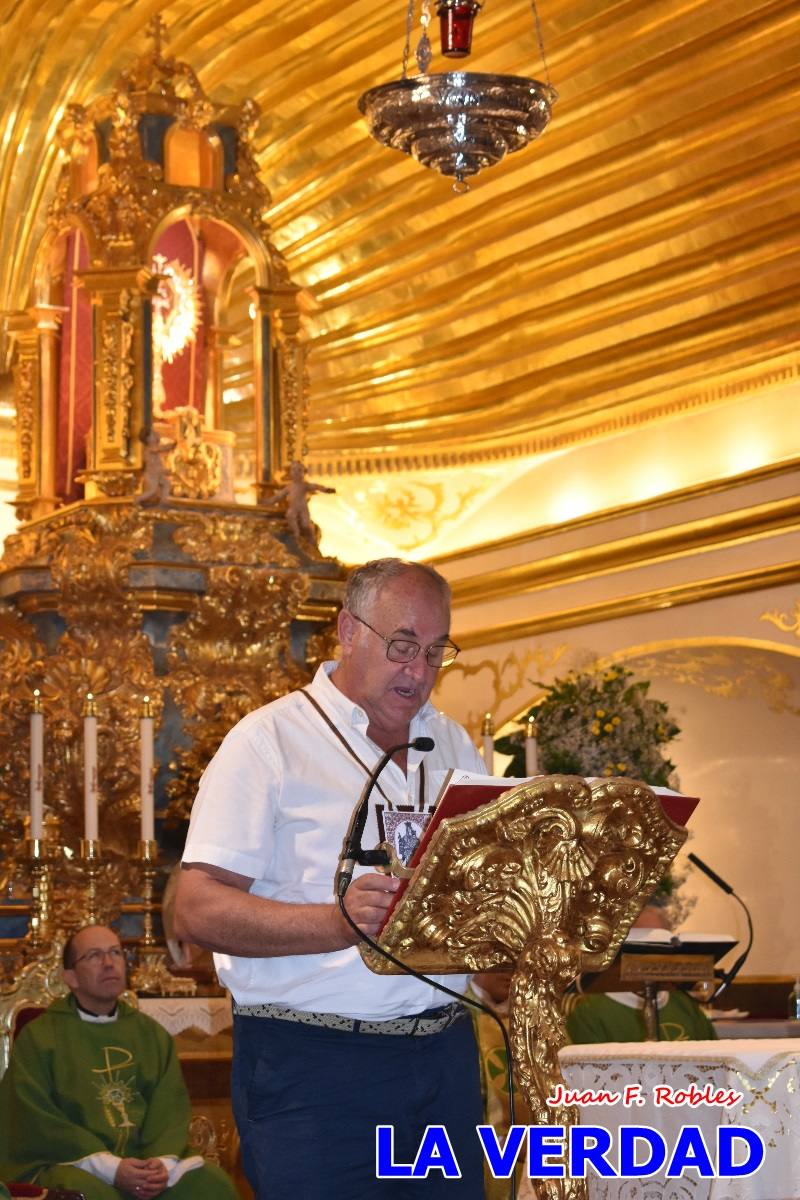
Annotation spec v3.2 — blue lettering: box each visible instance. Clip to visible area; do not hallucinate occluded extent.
[568,1126,615,1178]
[528,1126,565,1178]
[413,1126,461,1178]
[717,1128,765,1177]
[666,1126,715,1178]
[376,1125,413,1177]
[618,1127,666,1177]
[477,1125,527,1178]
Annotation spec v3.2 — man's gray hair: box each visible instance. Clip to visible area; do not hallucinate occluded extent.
[343,558,450,618]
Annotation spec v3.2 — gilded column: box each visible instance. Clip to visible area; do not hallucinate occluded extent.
[7,313,42,521]
[273,286,305,471]
[77,268,151,499]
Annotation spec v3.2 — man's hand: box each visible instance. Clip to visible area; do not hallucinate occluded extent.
[115,1157,169,1198]
[336,872,401,942]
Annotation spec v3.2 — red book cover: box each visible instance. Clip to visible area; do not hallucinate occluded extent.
[377,773,699,935]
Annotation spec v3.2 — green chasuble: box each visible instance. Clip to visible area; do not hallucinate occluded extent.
[566,989,717,1044]
[0,994,193,1181]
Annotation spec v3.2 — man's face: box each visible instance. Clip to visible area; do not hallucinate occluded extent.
[335,571,451,740]
[63,925,127,1013]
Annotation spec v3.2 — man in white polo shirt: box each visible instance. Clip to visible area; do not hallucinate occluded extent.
[175,558,486,1199]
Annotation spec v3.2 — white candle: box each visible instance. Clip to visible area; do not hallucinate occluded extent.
[140,695,155,842]
[30,690,44,840]
[482,712,494,775]
[525,715,539,776]
[83,693,98,841]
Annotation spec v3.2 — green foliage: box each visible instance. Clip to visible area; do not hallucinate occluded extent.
[496,664,680,785]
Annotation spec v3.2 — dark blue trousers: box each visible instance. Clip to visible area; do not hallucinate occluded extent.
[232,1010,485,1199]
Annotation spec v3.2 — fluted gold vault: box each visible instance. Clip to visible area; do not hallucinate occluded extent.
[0,0,798,479]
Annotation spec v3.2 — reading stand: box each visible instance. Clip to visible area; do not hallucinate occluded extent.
[360,773,693,1200]
[580,934,736,1039]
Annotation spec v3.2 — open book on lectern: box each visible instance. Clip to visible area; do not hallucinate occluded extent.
[377,770,699,936]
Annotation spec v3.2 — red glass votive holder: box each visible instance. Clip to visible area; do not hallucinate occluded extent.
[438,1,481,58]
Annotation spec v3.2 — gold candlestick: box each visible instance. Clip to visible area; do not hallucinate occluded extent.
[138,838,159,947]
[25,836,57,948]
[130,839,197,996]
[79,837,103,925]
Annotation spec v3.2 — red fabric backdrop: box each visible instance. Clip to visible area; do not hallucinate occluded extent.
[56,231,93,502]
[153,220,205,413]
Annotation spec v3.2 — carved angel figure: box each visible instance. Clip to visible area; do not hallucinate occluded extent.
[136,426,175,506]
[267,460,335,546]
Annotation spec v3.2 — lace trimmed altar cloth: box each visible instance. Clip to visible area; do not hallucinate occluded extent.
[554,1039,799,1200]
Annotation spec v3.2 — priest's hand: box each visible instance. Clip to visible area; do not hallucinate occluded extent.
[115,1157,169,1198]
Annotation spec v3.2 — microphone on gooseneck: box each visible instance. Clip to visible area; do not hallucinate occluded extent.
[335,736,435,898]
[687,852,753,1000]
[687,852,733,895]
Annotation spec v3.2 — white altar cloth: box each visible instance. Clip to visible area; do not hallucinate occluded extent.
[555,1039,799,1200]
[138,994,232,1037]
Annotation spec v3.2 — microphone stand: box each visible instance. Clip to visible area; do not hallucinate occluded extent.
[334,734,517,1196]
[687,852,754,1000]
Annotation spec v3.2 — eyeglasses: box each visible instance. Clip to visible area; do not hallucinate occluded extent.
[351,613,460,669]
[71,946,125,967]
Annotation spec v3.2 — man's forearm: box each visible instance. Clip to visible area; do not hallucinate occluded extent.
[174,865,348,957]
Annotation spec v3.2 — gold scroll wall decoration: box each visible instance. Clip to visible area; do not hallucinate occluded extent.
[623,645,800,718]
[364,774,686,1200]
[362,478,485,551]
[438,643,569,739]
[761,600,800,641]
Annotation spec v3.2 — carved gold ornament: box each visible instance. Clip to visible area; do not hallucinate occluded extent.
[151,255,200,418]
[166,407,222,500]
[165,562,311,818]
[364,774,686,1200]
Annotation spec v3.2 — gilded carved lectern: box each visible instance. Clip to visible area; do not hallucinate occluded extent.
[363,773,688,1200]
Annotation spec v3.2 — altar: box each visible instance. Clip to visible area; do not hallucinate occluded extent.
[558,1039,800,1200]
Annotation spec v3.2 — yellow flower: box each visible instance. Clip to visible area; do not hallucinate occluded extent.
[617,762,627,772]
[603,765,614,776]
[591,722,601,736]
[596,709,606,718]
[612,715,621,726]
[603,722,614,733]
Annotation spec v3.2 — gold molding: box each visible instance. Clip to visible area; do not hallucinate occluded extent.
[455,561,800,650]
[434,456,800,569]
[450,494,800,607]
[306,352,800,474]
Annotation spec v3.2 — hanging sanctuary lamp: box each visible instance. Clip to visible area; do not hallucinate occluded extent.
[358,0,557,192]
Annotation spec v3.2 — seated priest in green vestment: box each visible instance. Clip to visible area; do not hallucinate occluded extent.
[564,905,717,1044]
[0,925,239,1200]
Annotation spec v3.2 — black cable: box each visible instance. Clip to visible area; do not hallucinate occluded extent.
[712,891,754,1001]
[338,894,518,1200]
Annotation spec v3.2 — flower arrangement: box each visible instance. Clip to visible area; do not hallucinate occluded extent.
[496,664,688,916]
[496,664,680,786]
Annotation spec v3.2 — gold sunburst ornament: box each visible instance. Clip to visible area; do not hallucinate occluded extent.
[151,253,200,415]
[359,0,557,192]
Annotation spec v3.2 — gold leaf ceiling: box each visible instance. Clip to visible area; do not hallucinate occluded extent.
[0,0,798,478]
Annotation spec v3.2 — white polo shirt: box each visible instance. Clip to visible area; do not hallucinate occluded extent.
[182,662,485,1020]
